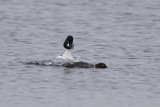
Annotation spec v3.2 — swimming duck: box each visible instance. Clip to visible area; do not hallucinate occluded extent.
[26,35,108,69]
[63,62,107,68]
[57,35,74,60]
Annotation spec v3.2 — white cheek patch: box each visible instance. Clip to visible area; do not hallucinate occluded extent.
[67,44,69,47]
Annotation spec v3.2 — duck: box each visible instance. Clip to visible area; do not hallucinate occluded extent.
[56,36,107,68]
[26,35,108,69]
[62,61,107,68]
[56,35,74,60]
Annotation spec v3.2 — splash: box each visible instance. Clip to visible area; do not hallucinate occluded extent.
[26,56,82,66]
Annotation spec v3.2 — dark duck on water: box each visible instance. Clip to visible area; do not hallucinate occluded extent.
[27,35,108,69]
[63,62,107,68]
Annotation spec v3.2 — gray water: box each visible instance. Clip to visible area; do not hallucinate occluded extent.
[0,0,160,107]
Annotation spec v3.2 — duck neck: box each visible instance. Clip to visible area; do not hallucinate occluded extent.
[62,49,74,60]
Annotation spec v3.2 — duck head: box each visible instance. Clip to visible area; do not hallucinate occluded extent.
[95,63,108,68]
[63,35,74,49]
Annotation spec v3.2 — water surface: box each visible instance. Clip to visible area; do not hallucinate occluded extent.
[0,0,160,107]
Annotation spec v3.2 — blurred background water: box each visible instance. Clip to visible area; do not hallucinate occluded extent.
[0,0,160,107]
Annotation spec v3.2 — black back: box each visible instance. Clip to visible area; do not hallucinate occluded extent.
[64,62,94,68]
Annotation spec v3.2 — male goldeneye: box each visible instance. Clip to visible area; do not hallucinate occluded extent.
[57,35,74,60]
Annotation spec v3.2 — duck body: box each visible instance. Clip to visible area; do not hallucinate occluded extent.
[26,35,108,69]
[27,60,107,69]
[63,62,94,68]
[63,62,107,68]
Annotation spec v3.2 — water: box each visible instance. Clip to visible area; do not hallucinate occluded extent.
[0,0,160,107]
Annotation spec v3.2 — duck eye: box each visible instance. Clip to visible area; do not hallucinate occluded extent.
[67,42,69,47]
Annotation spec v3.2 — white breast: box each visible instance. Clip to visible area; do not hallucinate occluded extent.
[57,49,74,60]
